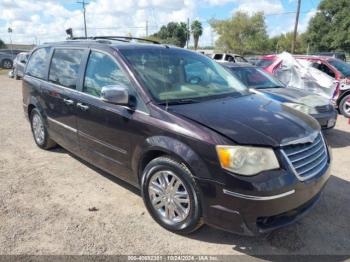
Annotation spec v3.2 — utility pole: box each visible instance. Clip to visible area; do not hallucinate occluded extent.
[77,0,89,38]
[146,20,148,37]
[187,18,190,49]
[291,0,301,54]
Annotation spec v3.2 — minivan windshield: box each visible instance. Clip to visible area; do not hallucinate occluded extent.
[119,48,248,103]
[228,66,285,89]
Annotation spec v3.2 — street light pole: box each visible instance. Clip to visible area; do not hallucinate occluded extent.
[77,0,89,38]
[7,27,13,59]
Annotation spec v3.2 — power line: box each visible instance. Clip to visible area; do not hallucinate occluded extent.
[265,10,310,17]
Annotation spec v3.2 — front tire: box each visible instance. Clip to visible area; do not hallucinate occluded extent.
[14,68,20,80]
[30,108,56,149]
[141,156,203,234]
[339,94,350,118]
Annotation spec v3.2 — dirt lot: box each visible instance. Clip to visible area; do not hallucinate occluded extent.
[0,74,350,257]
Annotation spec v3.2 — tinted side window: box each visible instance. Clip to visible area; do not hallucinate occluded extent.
[83,51,132,97]
[26,47,51,79]
[235,56,247,63]
[49,49,85,89]
[225,55,234,62]
[312,62,335,78]
[213,54,223,60]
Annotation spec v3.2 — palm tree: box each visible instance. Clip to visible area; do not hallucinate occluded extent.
[191,20,203,50]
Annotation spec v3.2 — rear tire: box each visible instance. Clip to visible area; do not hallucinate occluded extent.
[30,108,56,149]
[339,94,350,118]
[141,156,203,235]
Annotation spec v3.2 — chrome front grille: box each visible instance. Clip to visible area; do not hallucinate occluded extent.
[282,133,328,181]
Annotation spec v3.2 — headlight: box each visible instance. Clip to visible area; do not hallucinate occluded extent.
[283,102,317,114]
[216,146,279,176]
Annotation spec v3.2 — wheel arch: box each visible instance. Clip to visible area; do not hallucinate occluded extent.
[26,96,47,123]
[133,136,212,185]
[338,90,350,106]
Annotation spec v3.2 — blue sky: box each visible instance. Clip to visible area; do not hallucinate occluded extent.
[0,0,320,45]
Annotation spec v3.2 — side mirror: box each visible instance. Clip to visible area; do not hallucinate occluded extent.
[101,85,129,105]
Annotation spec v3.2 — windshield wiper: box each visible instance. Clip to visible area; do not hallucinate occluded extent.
[158,98,200,105]
[254,85,284,89]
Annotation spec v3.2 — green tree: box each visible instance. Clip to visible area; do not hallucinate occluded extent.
[269,32,307,54]
[306,0,350,52]
[0,39,6,49]
[191,20,203,50]
[151,22,188,47]
[210,11,269,55]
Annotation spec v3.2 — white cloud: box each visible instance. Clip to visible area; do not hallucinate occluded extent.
[0,0,195,44]
[0,0,290,45]
[206,0,233,5]
[205,0,284,15]
[299,9,317,33]
[232,0,284,15]
[268,8,317,37]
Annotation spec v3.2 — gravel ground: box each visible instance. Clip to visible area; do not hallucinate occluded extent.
[0,75,350,257]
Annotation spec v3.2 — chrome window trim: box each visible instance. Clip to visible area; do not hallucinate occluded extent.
[223,189,295,201]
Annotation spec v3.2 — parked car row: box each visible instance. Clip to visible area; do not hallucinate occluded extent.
[22,37,331,236]
[0,49,27,69]
[221,63,337,129]
[7,52,29,80]
[257,54,350,118]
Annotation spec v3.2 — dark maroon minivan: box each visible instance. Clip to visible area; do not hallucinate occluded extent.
[22,37,331,235]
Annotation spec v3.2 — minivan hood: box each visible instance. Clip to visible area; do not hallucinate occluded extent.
[168,94,320,147]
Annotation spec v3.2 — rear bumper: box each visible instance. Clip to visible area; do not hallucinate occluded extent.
[311,110,337,129]
[196,163,331,236]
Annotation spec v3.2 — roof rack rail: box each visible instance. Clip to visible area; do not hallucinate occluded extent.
[69,36,160,44]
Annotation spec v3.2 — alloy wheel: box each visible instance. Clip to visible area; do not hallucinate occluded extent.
[148,170,190,224]
[32,114,45,145]
[3,60,12,69]
[344,99,350,115]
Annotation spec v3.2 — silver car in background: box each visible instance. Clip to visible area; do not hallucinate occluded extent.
[13,52,29,79]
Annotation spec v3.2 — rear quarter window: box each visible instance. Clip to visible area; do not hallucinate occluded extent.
[26,47,51,79]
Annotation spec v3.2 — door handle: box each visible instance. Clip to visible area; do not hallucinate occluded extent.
[77,102,89,111]
[63,98,74,106]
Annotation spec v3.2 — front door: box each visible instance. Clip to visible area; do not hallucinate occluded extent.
[75,50,139,183]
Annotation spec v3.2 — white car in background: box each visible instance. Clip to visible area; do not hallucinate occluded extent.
[212,53,249,64]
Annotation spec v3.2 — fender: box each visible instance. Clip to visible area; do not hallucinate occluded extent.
[132,135,212,184]
[25,95,48,126]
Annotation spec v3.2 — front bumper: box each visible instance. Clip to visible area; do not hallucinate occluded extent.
[196,163,331,236]
[311,110,338,129]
